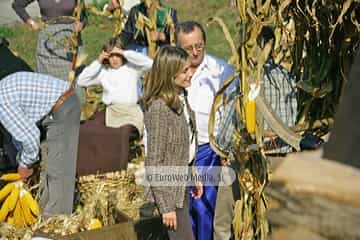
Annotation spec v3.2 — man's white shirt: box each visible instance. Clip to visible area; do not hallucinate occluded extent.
[187,53,236,145]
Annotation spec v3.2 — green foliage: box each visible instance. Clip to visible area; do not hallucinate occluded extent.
[82,18,114,63]
[87,0,111,24]
[0,25,15,39]
[90,0,109,10]
[3,23,37,68]
[290,0,360,125]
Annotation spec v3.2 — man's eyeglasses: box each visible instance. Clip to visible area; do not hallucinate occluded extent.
[183,43,205,53]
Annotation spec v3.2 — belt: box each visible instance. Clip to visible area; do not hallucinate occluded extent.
[51,87,74,113]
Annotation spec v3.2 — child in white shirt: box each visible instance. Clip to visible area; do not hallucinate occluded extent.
[76,37,152,174]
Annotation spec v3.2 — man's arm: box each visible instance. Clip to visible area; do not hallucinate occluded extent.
[12,0,35,23]
[0,104,40,168]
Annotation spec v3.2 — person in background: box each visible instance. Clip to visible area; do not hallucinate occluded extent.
[0,38,34,173]
[0,38,33,80]
[106,0,140,15]
[323,49,360,168]
[175,21,236,240]
[0,71,80,218]
[212,26,316,240]
[76,37,152,175]
[117,0,178,55]
[140,45,202,239]
[12,0,87,81]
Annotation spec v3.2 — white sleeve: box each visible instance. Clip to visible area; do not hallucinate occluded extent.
[123,50,153,74]
[77,60,103,87]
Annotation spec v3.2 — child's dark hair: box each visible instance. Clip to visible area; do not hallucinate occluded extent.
[102,37,124,52]
[102,37,126,67]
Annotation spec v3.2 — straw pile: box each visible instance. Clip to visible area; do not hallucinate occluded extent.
[0,159,145,239]
[36,160,145,237]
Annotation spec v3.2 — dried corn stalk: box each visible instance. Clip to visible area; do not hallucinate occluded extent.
[112,6,123,37]
[207,17,239,66]
[134,1,176,58]
[230,0,359,133]
[69,0,85,86]
[87,0,125,37]
[226,1,275,239]
[146,0,158,58]
[288,0,359,128]
[230,1,359,239]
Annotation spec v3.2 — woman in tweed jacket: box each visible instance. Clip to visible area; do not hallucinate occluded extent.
[141,45,202,239]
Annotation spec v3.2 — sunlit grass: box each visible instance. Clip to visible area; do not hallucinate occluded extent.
[1,0,238,70]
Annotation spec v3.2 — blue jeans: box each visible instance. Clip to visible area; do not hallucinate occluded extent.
[127,44,148,99]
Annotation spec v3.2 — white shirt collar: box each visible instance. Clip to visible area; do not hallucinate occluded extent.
[193,53,212,84]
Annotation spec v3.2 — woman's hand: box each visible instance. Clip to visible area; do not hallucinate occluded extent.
[191,182,203,199]
[162,211,177,230]
[73,20,84,33]
[27,19,41,31]
[98,50,110,63]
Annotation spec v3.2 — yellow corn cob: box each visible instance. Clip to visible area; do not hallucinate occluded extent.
[88,218,102,230]
[3,186,19,212]
[0,173,21,181]
[21,190,40,217]
[0,183,15,202]
[13,200,26,227]
[0,199,9,221]
[245,99,256,134]
[6,216,14,224]
[20,195,37,225]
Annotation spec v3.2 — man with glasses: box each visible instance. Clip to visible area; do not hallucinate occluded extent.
[175,21,236,240]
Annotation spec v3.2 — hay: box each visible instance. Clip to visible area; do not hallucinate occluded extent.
[36,160,146,236]
[0,157,146,239]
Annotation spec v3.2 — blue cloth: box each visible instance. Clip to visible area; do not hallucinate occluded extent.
[190,143,220,240]
[126,44,148,99]
[0,72,69,167]
[127,44,148,56]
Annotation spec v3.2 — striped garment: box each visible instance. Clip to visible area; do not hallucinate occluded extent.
[262,58,297,153]
[215,58,298,154]
[263,58,297,129]
[0,72,69,167]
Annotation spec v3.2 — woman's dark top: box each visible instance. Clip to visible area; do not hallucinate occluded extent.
[119,1,177,48]
[12,0,87,24]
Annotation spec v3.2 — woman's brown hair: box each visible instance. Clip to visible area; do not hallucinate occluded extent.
[140,45,188,112]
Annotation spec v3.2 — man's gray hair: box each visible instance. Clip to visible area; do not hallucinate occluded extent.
[175,21,207,45]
